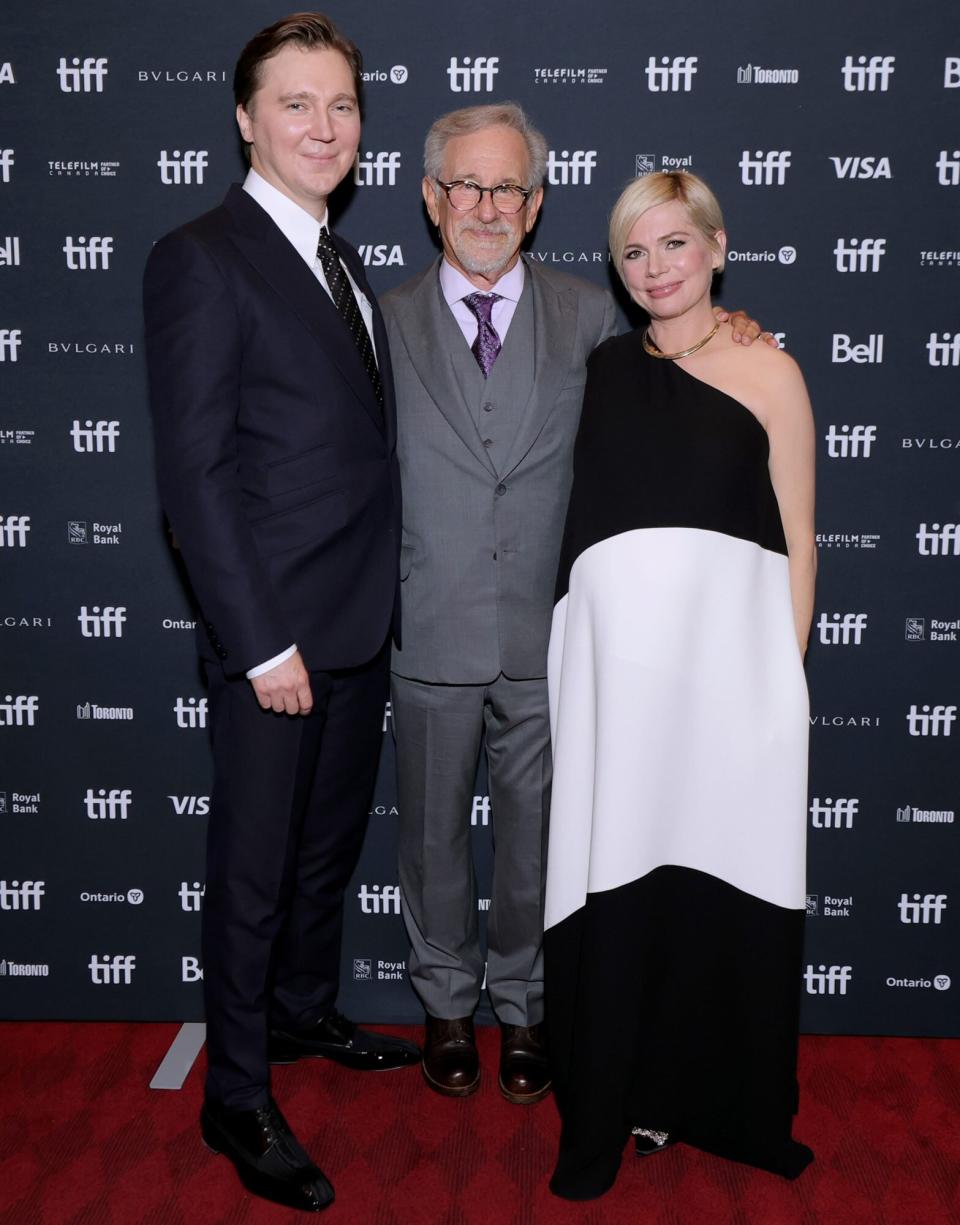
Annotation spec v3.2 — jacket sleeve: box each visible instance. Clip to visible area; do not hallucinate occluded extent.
[143,229,293,675]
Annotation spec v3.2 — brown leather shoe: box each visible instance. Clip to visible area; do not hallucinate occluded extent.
[422,1015,480,1097]
[499,1023,551,1105]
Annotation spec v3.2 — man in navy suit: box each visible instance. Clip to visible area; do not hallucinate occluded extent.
[143,14,417,1213]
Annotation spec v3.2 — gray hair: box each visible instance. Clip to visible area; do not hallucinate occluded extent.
[423,102,548,192]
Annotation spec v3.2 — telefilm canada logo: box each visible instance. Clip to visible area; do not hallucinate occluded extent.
[0,428,34,446]
[48,159,119,178]
[534,66,608,85]
[816,531,879,551]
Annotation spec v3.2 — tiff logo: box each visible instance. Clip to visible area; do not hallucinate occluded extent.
[810,797,858,829]
[906,704,957,737]
[471,795,490,826]
[168,794,209,815]
[447,57,499,92]
[354,151,401,185]
[817,613,868,645]
[157,150,208,185]
[70,419,119,452]
[0,695,38,726]
[0,329,21,360]
[834,238,886,272]
[927,334,960,367]
[57,56,108,92]
[78,605,126,638]
[89,954,135,984]
[179,881,205,912]
[174,697,208,729]
[0,515,30,547]
[84,788,132,819]
[916,523,960,556]
[0,150,13,183]
[0,880,45,910]
[63,236,113,270]
[357,884,401,914]
[841,55,895,92]
[898,893,948,924]
[825,424,876,458]
[547,150,597,185]
[804,964,852,995]
[936,150,960,186]
[832,333,883,363]
[646,56,698,91]
[0,236,20,266]
[739,150,791,186]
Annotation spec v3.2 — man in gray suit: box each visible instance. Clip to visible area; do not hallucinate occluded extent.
[381,104,762,1104]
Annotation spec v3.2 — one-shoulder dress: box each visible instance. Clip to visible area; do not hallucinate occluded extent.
[544,330,813,1199]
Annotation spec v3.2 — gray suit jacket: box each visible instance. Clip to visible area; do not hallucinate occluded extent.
[381,256,617,684]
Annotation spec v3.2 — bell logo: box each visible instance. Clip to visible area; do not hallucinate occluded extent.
[157,150,208,185]
[63,236,113,270]
[825,424,876,458]
[77,605,126,638]
[645,56,698,92]
[357,883,401,914]
[182,956,203,982]
[832,334,883,364]
[0,237,19,266]
[829,156,892,180]
[0,880,45,910]
[88,954,135,984]
[546,150,598,186]
[179,881,205,912]
[809,797,858,829]
[834,238,886,272]
[804,964,852,995]
[817,612,868,645]
[898,893,948,924]
[0,515,30,547]
[841,55,895,92]
[70,419,119,452]
[0,328,21,360]
[174,697,208,728]
[168,794,210,815]
[906,704,957,736]
[353,151,401,186]
[84,788,132,819]
[56,56,108,93]
[446,57,499,93]
[927,334,960,367]
[916,523,960,556]
[739,150,792,186]
[0,695,39,726]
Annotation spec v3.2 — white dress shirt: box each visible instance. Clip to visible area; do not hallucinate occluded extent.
[439,257,525,347]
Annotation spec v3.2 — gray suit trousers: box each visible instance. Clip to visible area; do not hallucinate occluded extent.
[391,672,551,1025]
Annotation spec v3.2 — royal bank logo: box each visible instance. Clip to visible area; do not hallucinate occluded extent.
[825,424,876,458]
[534,66,607,85]
[817,612,868,645]
[357,883,401,914]
[0,237,20,266]
[68,520,121,545]
[547,150,597,186]
[78,605,126,638]
[804,964,852,995]
[832,333,883,363]
[906,618,926,641]
[63,236,113,270]
[157,150,208,185]
[471,795,491,826]
[182,956,203,982]
[0,150,13,183]
[68,521,87,544]
[906,704,956,736]
[88,954,135,984]
[834,237,886,272]
[173,697,208,729]
[0,880,45,910]
[356,244,404,267]
[353,151,401,186]
[84,788,132,820]
[645,56,698,91]
[353,957,372,980]
[947,58,960,88]
[0,793,6,813]
[179,881,204,912]
[805,894,818,916]
[739,150,791,186]
[810,797,858,829]
[1,792,38,815]
[70,420,119,452]
[0,515,30,547]
[841,55,895,92]
[830,155,891,180]
[927,334,960,366]
[76,702,134,722]
[168,795,210,815]
[48,160,119,178]
[56,56,108,92]
[898,893,948,924]
[635,153,694,177]
[136,68,227,84]
[0,329,21,361]
[736,64,798,85]
[0,695,38,727]
[916,523,960,555]
[446,56,499,92]
[897,804,955,825]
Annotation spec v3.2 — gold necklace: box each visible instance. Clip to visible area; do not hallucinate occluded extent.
[642,320,720,360]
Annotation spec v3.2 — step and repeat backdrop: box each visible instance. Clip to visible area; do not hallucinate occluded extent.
[1,0,957,1035]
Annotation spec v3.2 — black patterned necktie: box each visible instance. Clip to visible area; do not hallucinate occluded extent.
[315,226,382,406]
[463,292,503,378]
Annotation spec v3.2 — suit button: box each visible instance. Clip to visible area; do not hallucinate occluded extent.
[492,551,498,560]
[483,402,493,413]
[482,438,493,448]
[495,483,506,496]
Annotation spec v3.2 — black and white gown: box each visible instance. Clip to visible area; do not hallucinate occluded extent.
[544,331,812,1198]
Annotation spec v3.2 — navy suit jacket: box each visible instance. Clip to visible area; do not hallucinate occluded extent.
[143,185,400,677]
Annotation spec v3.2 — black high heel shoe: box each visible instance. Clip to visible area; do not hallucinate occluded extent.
[632,1126,674,1157]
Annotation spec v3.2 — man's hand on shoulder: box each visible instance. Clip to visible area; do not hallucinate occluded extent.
[713,305,779,348]
[251,650,313,716]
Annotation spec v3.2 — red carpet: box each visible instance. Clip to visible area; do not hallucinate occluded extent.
[1,1024,957,1224]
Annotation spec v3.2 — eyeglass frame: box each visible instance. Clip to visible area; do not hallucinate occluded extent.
[434,178,534,214]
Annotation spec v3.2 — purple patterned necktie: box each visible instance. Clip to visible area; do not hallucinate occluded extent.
[463,291,503,378]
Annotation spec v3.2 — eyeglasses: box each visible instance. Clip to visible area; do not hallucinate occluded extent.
[435,179,532,214]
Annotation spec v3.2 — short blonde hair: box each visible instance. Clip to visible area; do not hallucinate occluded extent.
[609,171,726,285]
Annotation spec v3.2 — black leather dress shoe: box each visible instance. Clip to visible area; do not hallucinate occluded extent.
[499,1023,551,1105]
[422,1015,480,1097]
[268,1009,421,1070]
[200,1096,334,1212]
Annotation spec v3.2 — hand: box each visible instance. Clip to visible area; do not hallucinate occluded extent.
[250,649,313,716]
[713,306,780,348]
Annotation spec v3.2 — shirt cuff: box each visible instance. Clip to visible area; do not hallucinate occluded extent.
[246,644,297,679]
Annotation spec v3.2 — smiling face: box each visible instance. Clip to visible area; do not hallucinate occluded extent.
[621,198,725,320]
[236,44,361,219]
[422,123,543,289]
